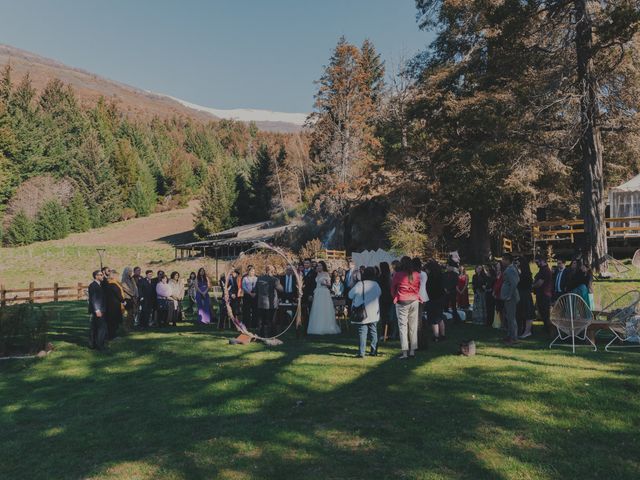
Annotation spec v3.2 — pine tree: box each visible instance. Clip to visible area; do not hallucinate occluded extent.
[0,63,12,105]
[112,137,140,198]
[194,159,237,238]
[71,133,123,226]
[308,37,381,186]
[67,192,91,233]
[233,173,253,224]
[359,39,385,105]
[128,166,157,218]
[249,144,273,221]
[5,210,35,246]
[412,0,640,267]
[35,199,70,241]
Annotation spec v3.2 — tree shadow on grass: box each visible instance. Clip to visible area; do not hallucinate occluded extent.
[1,308,639,479]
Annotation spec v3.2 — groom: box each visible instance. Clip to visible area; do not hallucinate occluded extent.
[298,258,317,337]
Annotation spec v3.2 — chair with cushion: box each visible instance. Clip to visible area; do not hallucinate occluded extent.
[604,292,640,352]
[550,293,596,353]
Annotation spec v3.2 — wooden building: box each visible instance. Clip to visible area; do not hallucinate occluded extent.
[174,221,300,261]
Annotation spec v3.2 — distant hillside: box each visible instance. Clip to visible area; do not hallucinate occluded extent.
[0,43,305,133]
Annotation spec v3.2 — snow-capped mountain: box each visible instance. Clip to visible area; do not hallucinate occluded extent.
[164,95,308,127]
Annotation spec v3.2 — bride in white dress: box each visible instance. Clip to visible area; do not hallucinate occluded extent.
[307,261,341,335]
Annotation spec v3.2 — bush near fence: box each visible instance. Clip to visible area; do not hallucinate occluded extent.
[0,303,50,356]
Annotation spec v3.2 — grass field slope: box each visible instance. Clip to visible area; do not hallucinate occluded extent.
[0,201,223,289]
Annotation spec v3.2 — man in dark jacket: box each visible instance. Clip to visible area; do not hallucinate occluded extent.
[88,270,107,350]
[256,265,283,338]
[280,265,299,304]
[552,259,570,302]
[138,270,155,329]
[443,261,461,322]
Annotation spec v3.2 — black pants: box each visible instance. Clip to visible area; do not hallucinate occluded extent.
[89,314,107,350]
[140,302,153,328]
[536,294,551,333]
[447,292,461,322]
[258,308,277,337]
[243,296,258,328]
[106,312,121,340]
[485,292,496,327]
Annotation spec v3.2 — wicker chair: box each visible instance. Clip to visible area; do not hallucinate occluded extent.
[604,291,640,352]
[550,293,596,353]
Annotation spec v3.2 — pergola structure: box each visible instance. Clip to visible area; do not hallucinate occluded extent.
[174,221,300,261]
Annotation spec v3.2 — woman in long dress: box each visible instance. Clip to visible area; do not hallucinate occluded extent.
[472,265,488,325]
[196,268,212,325]
[307,261,341,335]
[456,265,470,310]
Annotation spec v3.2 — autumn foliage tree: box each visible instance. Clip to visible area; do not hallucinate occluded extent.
[308,37,384,193]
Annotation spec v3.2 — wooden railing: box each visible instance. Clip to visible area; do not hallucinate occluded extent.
[533,216,640,242]
[318,249,347,260]
[0,283,88,306]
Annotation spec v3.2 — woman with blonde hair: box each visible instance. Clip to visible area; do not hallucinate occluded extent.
[121,266,139,331]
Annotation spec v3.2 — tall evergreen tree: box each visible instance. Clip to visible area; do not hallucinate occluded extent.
[194,158,238,237]
[249,144,273,221]
[71,133,123,226]
[67,192,91,233]
[233,173,253,224]
[308,37,381,185]
[35,199,70,241]
[411,0,640,265]
[5,210,35,246]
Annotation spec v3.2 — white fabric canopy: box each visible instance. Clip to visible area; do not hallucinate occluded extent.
[352,249,400,268]
[611,173,640,192]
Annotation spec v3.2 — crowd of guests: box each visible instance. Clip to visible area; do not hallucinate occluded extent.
[87,252,591,354]
[88,265,186,350]
[470,254,594,344]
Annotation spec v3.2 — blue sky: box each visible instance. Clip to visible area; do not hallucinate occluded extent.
[0,0,433,112]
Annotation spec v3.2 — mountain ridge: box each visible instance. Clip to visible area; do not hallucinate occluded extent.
[0,43,305,133]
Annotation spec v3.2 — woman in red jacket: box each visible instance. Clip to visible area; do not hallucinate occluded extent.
[391,256,423,359]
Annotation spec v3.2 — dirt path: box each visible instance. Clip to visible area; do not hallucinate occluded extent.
[57,201,198,247]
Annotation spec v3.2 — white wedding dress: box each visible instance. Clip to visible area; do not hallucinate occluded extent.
[307,272,341,335]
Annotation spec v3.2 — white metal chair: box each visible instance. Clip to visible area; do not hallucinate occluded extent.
[550,293,596,353]
[632,249,640,270]
[595,254,632,279]
[604,293,640,352]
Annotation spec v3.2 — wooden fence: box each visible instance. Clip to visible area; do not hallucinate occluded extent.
[0,283,88,306]
[533,216,640,243]
[318,249,347,260]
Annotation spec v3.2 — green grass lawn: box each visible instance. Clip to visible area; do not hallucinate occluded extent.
[1,302,639,480]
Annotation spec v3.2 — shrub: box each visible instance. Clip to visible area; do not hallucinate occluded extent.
[5,210,36,246]
[299,238,323,260]
[0,303,50,356]
[67,192,91,233]
[121,208,136,221]
[384,214,429,257]
[35,200,71,241]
